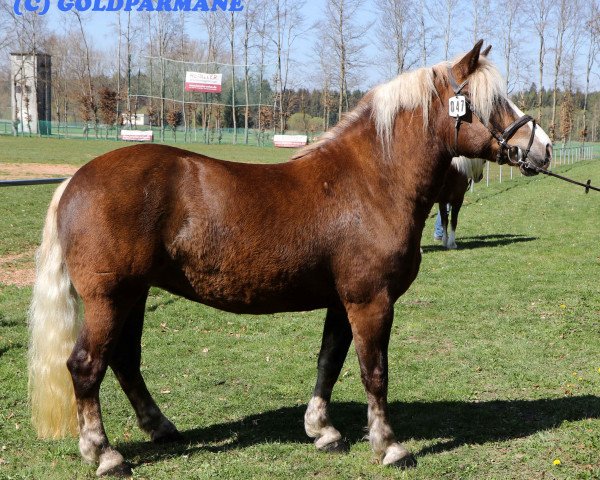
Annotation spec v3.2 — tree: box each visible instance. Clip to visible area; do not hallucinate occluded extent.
[430,0,460,60]
[98,87,118,138]
[321,0,369,120]
[470,0,492,43]
[73,11,99,138]
[270,0,305,133]
[376,0,416,76]
[582,0,600,142]
[241,0,262,144]
[549,0,575,141]
[497,0,522,92]
[166,105,183,140]
[528,0,554,122]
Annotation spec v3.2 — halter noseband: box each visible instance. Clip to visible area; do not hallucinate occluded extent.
[447,67,537,166]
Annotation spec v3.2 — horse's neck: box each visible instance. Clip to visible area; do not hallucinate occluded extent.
[306,106,451,223]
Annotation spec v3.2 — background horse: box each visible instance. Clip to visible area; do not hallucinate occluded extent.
[28,41,551,476]
[437,157,486,249]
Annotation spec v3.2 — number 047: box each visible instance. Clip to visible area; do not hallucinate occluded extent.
[448,96,467,117]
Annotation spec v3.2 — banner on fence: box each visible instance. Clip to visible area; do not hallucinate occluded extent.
[120,130,153,142]
[273,134,308,148]
[185,72,223,93]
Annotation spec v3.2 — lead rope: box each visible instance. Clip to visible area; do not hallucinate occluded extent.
[517,160,600,194]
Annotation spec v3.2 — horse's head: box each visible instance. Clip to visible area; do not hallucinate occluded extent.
[443,40,552,176]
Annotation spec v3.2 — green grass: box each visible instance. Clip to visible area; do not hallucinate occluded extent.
[1,142,599,479]
[0,135,294,166]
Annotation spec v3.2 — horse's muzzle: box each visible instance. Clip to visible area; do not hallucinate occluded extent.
[516,142,551,176]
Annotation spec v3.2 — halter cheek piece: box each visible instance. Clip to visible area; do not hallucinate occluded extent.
[447,67,537,166]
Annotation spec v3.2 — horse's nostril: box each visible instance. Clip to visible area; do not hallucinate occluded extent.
[545,144,553,160]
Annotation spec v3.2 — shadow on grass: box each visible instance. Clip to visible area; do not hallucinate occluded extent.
[120,395,600,466]
[423,233,537,252]
[0,342,23,358]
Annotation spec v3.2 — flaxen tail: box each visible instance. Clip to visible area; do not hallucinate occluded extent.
[28,178,81,438]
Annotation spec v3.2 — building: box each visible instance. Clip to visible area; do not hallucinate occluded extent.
[10,52,52,135]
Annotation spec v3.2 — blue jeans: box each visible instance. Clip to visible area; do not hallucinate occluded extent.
[434,205,449,239]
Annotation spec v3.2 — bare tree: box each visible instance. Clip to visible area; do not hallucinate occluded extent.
[582,0,600,142]
[199,10,222,143]
[416,0,431,66]
[241,0,261,144]
[527,0,554,122]
[229,12,237,143]
[376,0,417,75]
[254,3,272,144]
[470,0,492,43]
[73,12,99,138]
[314,33,335,131]
[549,0,575,141]
[430,0,460,60]
[322,0,369,121]
[496,0,522,92]
[270,0,305,133]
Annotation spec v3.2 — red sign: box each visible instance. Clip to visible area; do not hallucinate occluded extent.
[185,72,222,93]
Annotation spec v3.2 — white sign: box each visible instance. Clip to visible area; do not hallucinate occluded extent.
[448,95,467,118]
[273,134,308,148]
[185,72,222,93]
[120,130,153,142]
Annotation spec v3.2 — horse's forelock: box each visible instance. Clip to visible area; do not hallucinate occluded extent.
[458,56,507,125]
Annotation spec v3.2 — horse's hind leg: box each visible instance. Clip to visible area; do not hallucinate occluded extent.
[109,290,181,443]
[67,293,138,477]
[305,308,352,452]
[346,293,416,468]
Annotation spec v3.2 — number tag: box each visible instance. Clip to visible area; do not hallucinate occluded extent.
[448,95,467,118]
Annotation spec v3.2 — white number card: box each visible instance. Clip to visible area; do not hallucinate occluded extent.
[448,96,467,117]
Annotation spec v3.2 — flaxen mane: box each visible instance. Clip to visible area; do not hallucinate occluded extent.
[293,56,506,160]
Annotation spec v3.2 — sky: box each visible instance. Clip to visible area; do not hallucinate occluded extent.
[39,0,599,93]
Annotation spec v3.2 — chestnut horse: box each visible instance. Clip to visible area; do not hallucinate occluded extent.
[29,41,552,476]
[437,156,486,249]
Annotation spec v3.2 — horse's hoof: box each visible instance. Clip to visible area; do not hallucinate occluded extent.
[387,453,417,469]
[152,429,184,444]
[97,461,132,477]
[96,449,131,477]
[382,445,417,469]
[151,418,183,443]
[317,438,350,454]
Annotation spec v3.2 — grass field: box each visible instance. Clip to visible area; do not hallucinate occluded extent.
[1,138,599,479]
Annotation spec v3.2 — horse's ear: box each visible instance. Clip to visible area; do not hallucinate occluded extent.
[453,39,484,80]
[482,45,492,57]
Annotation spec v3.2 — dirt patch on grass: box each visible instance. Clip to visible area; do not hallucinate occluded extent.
[0,163,78,180]
[0,250,35,287]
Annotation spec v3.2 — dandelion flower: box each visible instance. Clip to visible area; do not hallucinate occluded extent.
[553,458,561,466]
[559,304,566,309]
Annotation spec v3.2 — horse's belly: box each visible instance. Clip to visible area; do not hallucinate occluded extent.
[155,259,334,314]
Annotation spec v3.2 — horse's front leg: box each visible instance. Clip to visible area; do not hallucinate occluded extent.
[305,308,353,452]
[448,200,463,250]
[346,293,417,468]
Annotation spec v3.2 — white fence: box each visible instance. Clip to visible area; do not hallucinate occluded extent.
[481,144,597,188]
